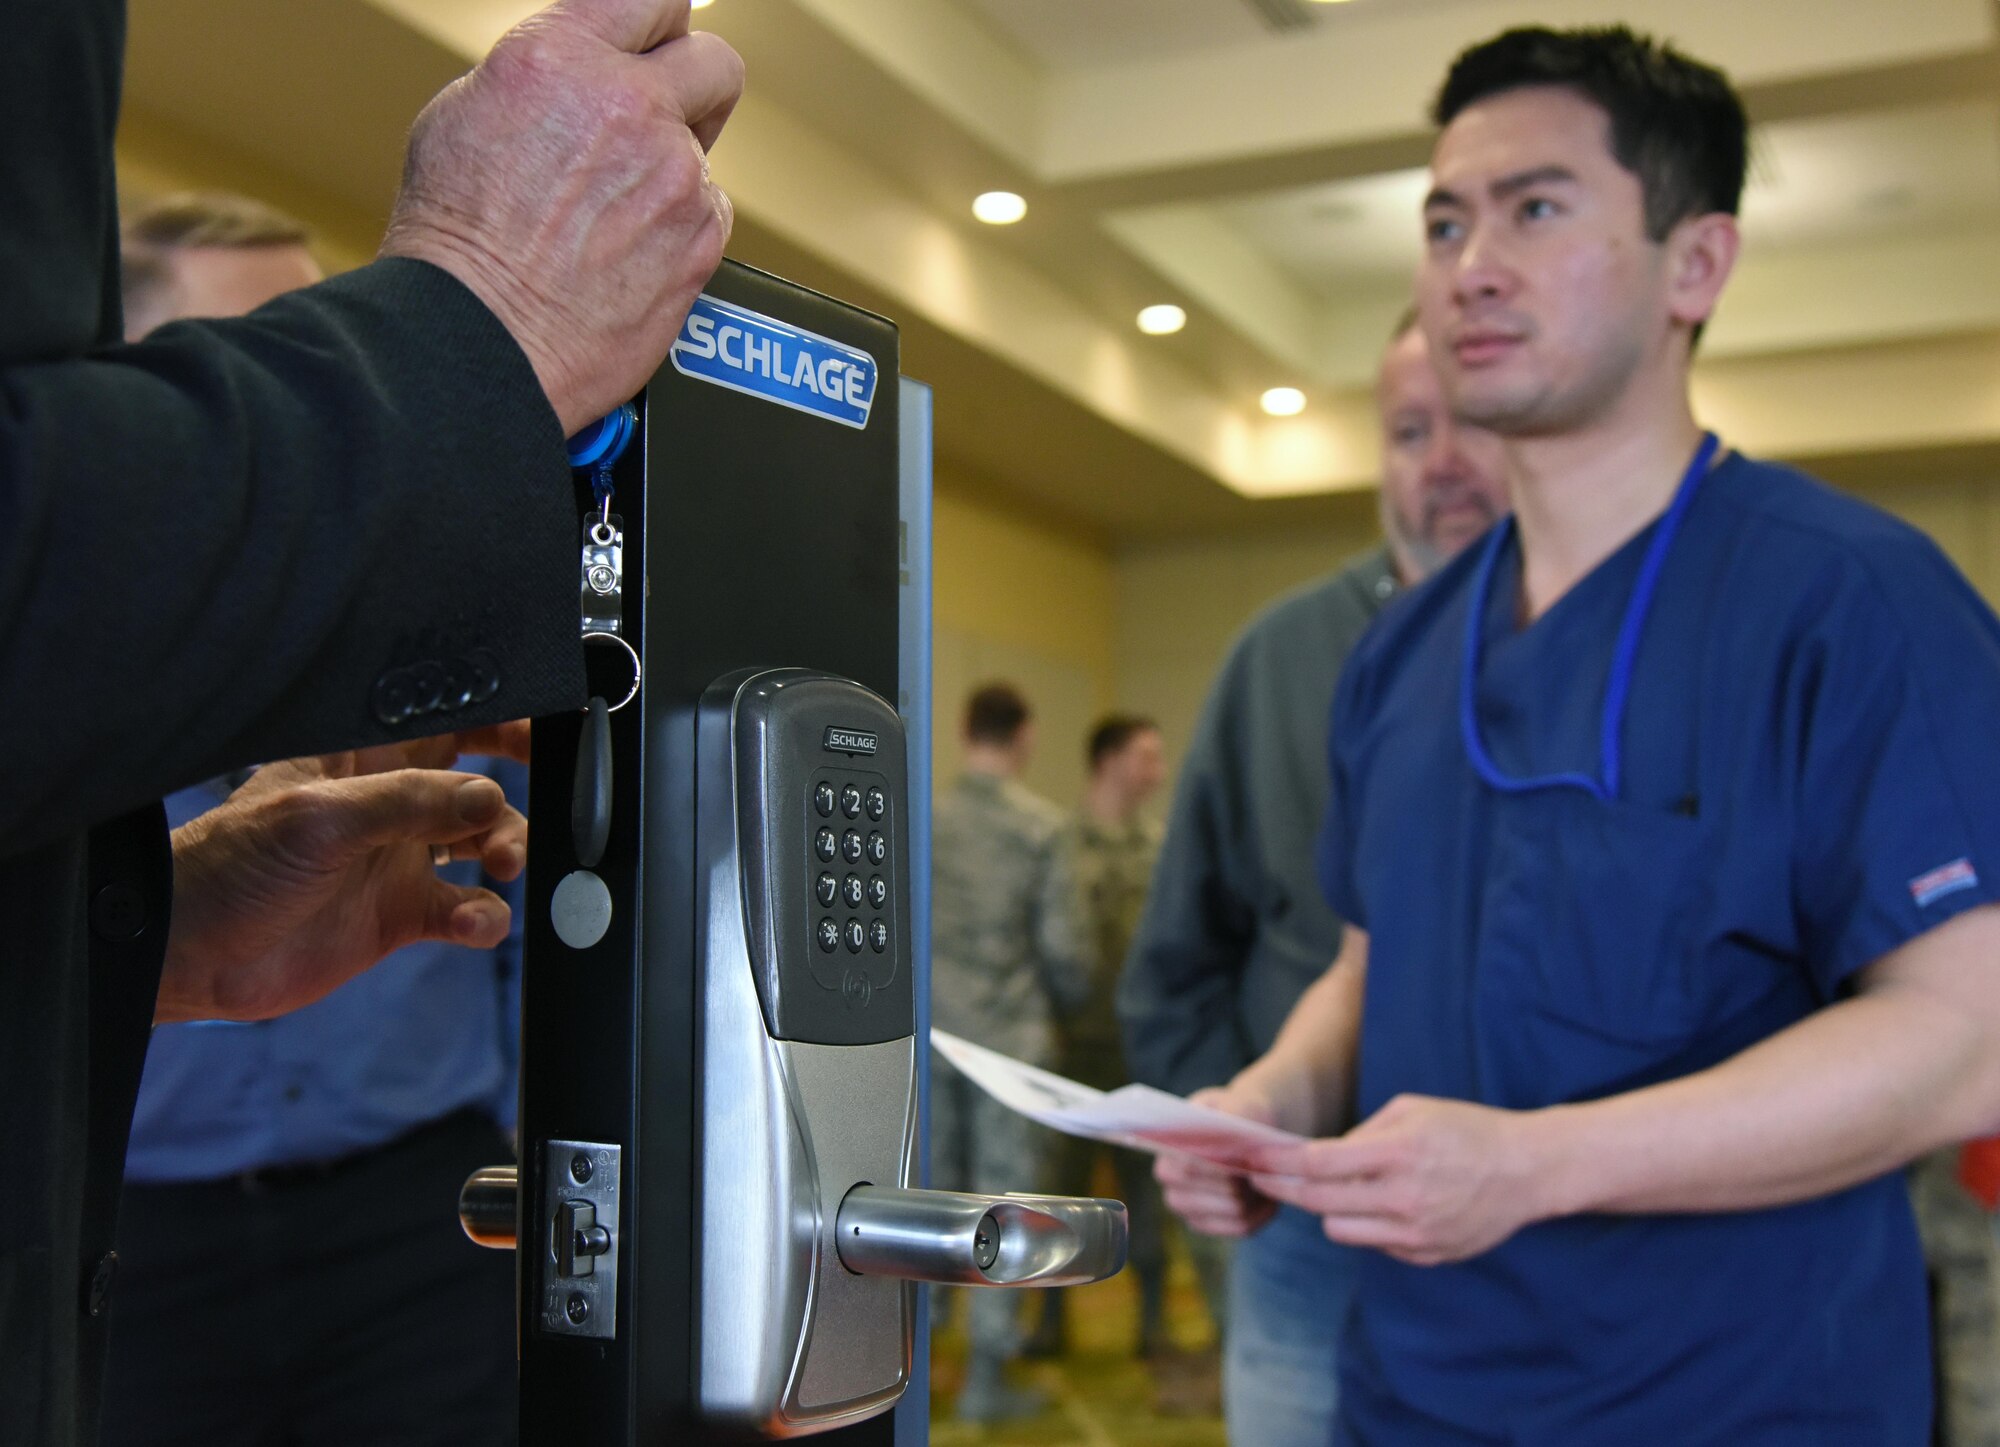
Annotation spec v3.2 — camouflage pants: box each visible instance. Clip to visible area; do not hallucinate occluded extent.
[928,1054,1053,1360]
[1912,1150,2000,1447]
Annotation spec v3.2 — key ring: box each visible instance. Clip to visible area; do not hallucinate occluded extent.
[582,631,642,713]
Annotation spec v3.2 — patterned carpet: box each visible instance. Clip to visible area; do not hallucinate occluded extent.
[928,1238,1227,1446]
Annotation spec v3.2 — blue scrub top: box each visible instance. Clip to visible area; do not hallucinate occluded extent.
[1318,453,2000,1444]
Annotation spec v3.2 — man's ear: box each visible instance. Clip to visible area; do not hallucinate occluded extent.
[1665,211,1740,334]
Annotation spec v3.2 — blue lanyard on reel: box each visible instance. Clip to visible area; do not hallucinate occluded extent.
[1458,431,1720,803]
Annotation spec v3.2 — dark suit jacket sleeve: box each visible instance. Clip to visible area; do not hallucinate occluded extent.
[0,258,587,854]
[1117,640,1260,1097]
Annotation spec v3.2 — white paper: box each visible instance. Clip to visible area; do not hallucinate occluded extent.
[930,1027,1306,1170]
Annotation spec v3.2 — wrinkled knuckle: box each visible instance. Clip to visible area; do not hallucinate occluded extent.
[265,786,343,861]
[487,25,561,93]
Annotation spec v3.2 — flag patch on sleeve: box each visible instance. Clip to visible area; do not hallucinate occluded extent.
[1910,858,1980,908]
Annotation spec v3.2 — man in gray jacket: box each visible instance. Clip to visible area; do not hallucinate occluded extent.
[1118,313,1505,1445]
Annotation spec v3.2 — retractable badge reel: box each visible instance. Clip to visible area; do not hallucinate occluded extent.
[551,404,640,953]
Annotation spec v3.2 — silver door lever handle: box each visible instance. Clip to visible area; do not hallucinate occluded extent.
[834,1186,1127,1287]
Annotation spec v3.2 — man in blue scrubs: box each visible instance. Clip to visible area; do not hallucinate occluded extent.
[1160,26,2000,1444]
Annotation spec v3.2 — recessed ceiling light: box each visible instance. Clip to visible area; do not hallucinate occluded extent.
[691,0,715,8]
[972,191,1027,225]
[1137,304,1187,336]
[1261,387,1307,417]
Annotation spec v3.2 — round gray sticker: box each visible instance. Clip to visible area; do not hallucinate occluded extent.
[551,870,613,950]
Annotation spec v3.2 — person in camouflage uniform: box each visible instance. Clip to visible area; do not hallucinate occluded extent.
[1028,716,1171,1362]
[929,681,1088,1424]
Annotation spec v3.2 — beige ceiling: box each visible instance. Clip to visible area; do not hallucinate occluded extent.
[117,0,2000,540]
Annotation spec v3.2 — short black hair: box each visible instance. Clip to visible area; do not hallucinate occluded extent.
[1087,714,1158,771]
[965,682,1031,745]
[1432,26,1747,242]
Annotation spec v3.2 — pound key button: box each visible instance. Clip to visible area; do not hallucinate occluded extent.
[814,782,836,817]
[844,919,866,953]
[869,920,889,953]
[817,918,841,953]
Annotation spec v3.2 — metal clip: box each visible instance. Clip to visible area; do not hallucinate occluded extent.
[580,515,624,637]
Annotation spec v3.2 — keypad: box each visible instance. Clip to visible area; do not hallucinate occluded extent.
[805,769,896,990]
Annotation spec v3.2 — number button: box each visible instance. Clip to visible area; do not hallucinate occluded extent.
[866,832,887,866]
[813,782,836,817]
[865,788,886,821]
[842,874,864,908]
[867,876,888,910]
[841,830,864,864]
[815,828,837,863]
[816,873,837,907]
[841,784,863,818]
[817,919,840,953]
[844,919,866,953]
[869,920,889,953]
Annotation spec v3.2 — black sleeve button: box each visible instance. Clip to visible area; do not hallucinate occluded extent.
[865,788,886,821]
[816,828,838,862]
[817,919,841,953]
[867,876,888,910]
[841,784,863,818]
[841,830,863,864]
[869,920,889,953]
[816,872,838,906]
[814,782,836,817]
[371,668,417,727]
[844,919,866,953]
[866,832,887,865]
[842,874,864,908]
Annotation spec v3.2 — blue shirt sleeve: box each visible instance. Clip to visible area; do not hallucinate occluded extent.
[1791,535,2000,992]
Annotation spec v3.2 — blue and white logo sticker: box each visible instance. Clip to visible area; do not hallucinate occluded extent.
[670,294,877,430]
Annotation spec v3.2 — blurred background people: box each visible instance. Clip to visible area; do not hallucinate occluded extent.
[1028,715,1170,1368]
[929,681,1087,1423]
[99,193,527,1447]
[1118,310,1506,1446]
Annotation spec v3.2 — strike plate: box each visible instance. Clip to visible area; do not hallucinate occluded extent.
[537,1139,621,1340]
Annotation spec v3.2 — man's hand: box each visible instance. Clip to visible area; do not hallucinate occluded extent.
[156,732,530,1025]
[381,0,745,433]
[1245,1095,1554,1266]
[1155,1087,1283,1239]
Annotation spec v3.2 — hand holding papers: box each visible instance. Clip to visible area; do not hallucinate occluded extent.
[930,1028,1306,1171]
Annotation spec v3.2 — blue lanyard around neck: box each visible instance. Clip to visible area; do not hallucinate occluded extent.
[1458,431,1720,803]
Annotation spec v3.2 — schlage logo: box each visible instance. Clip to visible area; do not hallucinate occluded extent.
[669,294,877,430]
